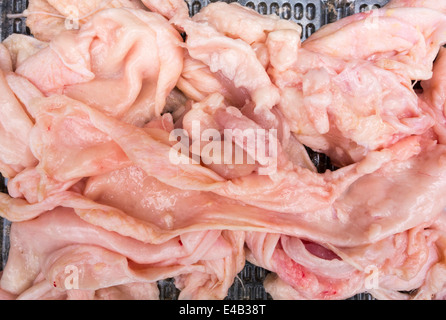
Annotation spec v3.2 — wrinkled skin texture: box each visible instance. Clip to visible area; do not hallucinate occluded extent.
[141,0,189,20]
[192,2,301,45]
[17,8,184,126]
[0,44,12,72]
[0,208,244,300]
[25,0,146,42]
[303,8,446,80]
[2,34,48,71]
[274,52,434,166]
[422,48,446,115]
[2,1,446,301]
[0,70,41,178]
[385,0,446,13]
[420,48,446,144]
[173,10,282,115]
[249,224,446,300]
[2,94,444,251]
[269,7,446,166]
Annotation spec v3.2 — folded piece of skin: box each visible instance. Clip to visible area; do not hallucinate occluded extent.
[1,1,446,300]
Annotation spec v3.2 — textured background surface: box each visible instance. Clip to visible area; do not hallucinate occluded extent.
[0,0,388,300]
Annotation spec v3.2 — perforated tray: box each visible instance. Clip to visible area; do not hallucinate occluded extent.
[0,0,388,300]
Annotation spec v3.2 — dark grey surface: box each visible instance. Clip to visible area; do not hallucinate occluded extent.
[0,0,387,300]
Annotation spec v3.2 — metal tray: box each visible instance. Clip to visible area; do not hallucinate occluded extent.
[0,0,387,300]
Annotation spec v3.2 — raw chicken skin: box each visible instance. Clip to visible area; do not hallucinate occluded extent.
[385,0,446,13]
[331,225,441,299]
[35,105,436,250]
[176,3,301,111]
[6,95,131,203]
[270,21,435,166]
[141,0,189,20]
[0,105,426,250]
[241,141,446,296]
[85,85,422,215]
[247,224,443,300]
[2,34,48,70]
[1,208,243,300]
[17,8,184,126]
[177,53,251,108]
[24,0,69,42]
[25,0,146,42]
[75,142,435,247]
[420,48,446,144]
[2,0,446,301]
[8,91,427,251]
[0,70,39,178]
[174,13,281,115]
[0,44,12,72]
[303,8,446,80]
[422,48,446,117]
[192,2,301,45]
[245,232,365,300]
